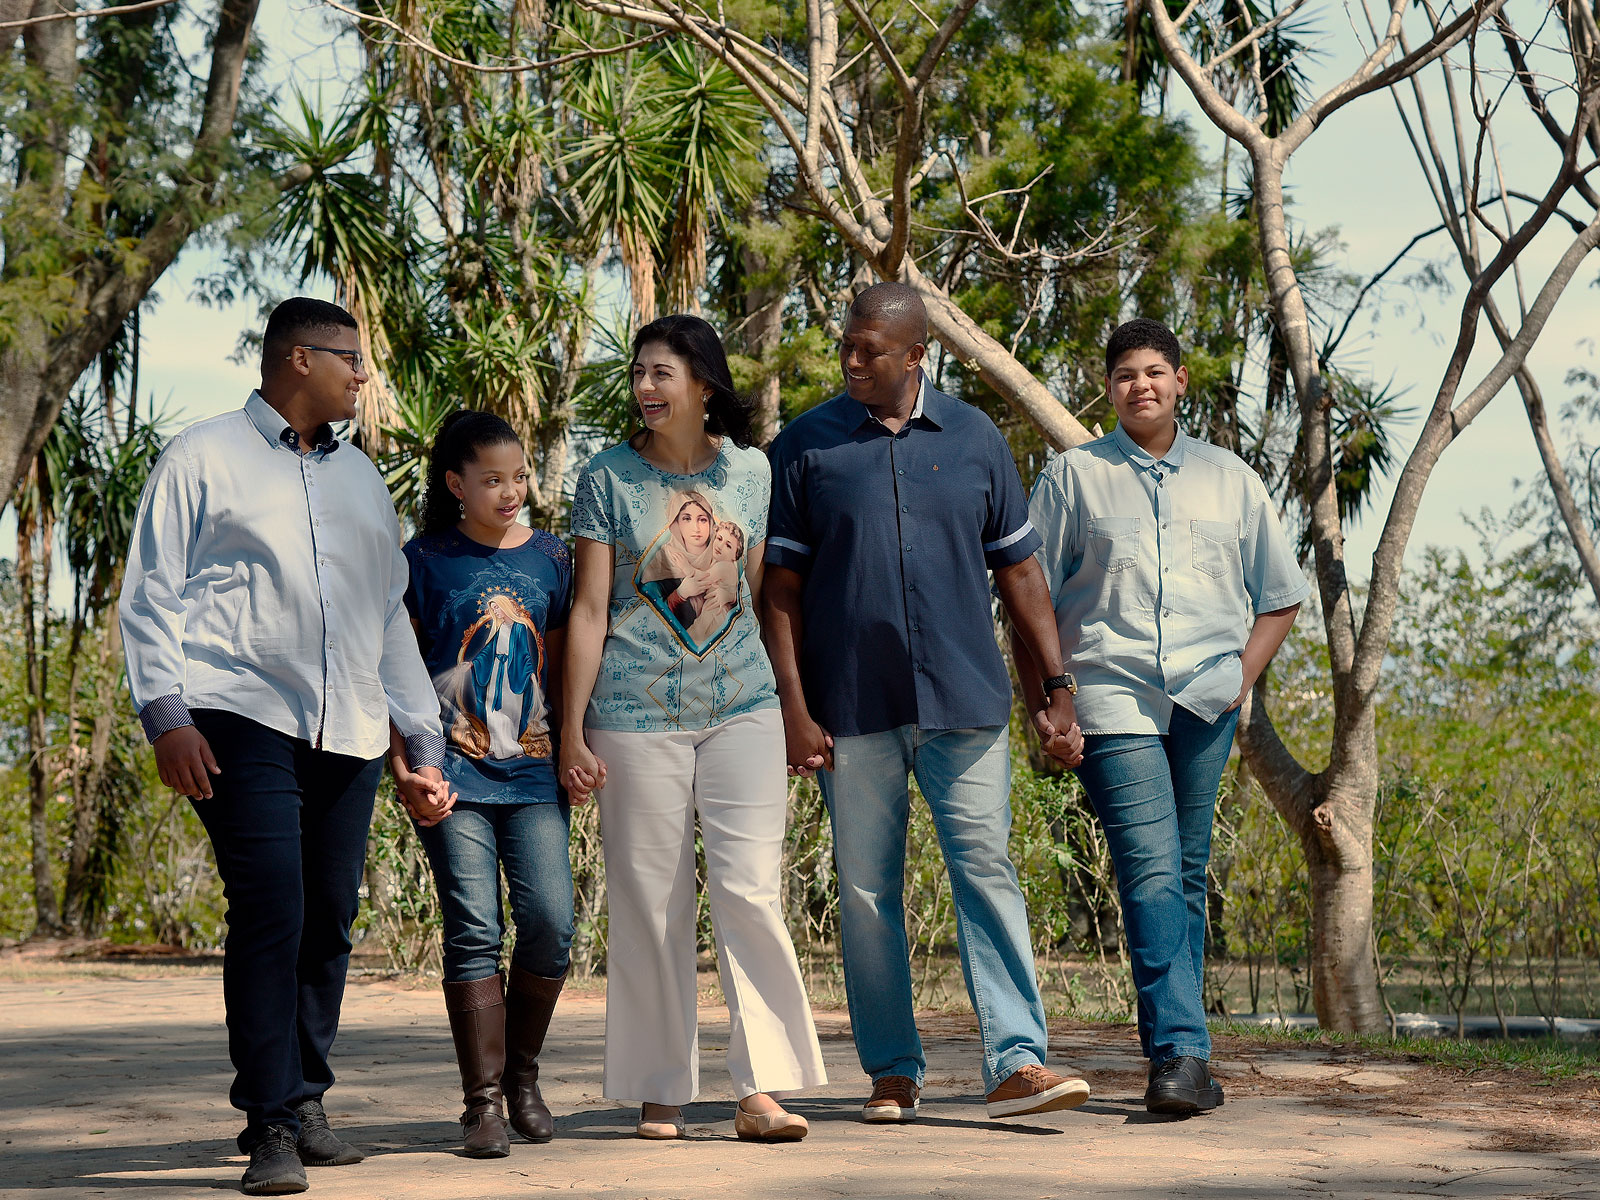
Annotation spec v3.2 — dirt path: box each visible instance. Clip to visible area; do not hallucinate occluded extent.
[1,970,1597,1199]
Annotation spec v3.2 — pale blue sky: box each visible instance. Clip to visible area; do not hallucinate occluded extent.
[134,2,1598,579]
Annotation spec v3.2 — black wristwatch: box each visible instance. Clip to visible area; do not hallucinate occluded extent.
[1043,673,1078,696]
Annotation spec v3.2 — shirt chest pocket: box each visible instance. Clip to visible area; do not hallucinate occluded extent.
[1191,519,1240,578]
[1088,516,1141,572]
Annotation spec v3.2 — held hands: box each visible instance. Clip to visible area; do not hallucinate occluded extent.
[397,764,457,827]
[154,725,221,799]
[560,738,607,803]
[784,711,834,778]
[1033,691,1084,769]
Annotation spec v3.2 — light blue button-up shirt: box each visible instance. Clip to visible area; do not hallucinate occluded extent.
[118,392,444,765]
[1029,423,1311,734]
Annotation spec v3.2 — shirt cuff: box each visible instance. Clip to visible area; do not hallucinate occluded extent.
[139,694,194,744]
[984,525,1043,569]
[405,731,447,771]
[763,536,814,574]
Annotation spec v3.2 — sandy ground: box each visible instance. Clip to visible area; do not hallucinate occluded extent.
[1,967,1598,1199]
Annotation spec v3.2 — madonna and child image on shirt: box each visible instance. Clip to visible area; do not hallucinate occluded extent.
[637,489,749,657]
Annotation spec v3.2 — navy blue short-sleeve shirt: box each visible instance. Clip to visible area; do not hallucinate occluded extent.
[765,379,1041,737]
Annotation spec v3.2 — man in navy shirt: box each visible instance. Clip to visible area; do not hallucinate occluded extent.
[762,282,1091,1122]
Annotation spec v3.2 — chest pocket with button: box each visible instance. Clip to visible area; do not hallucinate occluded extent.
[1191,519,1240,578]
[1088,516,1141,572]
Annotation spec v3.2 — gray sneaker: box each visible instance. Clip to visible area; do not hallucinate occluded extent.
[295,1099,364,1166]
[242,1126,307,1195]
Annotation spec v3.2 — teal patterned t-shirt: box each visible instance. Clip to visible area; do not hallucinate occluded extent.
[570,439,779,732]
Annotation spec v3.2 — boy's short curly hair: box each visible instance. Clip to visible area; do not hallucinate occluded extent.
[1106,318,1182,375]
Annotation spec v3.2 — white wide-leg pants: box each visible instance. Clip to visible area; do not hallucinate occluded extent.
[589,708,827,1104]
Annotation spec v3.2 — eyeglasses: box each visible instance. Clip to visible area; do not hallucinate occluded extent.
[290,345,365,372]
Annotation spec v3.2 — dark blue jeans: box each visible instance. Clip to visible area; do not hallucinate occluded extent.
[415,800,574,983]
[187,709,383,1152]
[1075,706,1239,1066]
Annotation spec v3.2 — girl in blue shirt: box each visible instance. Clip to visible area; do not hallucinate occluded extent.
[390,411,573,1158]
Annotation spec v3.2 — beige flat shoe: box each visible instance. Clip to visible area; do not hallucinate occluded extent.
[734,1105,808,1143]
[636,1107,685,1139]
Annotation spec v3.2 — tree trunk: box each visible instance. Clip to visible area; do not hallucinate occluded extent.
[17,464,63,937]
[1521,369,1600,606]
[740,242,786,447]
[63,595,126,933]
[0,0,263,500]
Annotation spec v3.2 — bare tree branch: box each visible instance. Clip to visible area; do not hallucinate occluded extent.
[0,0,174,30]
[1202,0,1312,73]
[320,0,671,73]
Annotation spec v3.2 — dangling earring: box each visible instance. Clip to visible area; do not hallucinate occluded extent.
[703,393,712,423]
[458,500,466,518]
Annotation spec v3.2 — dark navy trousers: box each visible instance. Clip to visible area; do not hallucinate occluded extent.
[188,709,382,1152]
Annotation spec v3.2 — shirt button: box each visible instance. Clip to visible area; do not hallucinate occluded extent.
[897,468,905,476]
[901,505,909,513]
[912,624,920,632]
[1163,609,1172,617]
[903,544,912,553]
[907,583,917,592]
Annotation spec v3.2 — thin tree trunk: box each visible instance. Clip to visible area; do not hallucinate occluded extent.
[1522,371,1600,605]
[740,242,785,447]
[17,464,62,937]
[63,590,126,932]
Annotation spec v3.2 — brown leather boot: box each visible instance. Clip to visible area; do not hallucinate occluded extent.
[442,974,511,1158]
[502,967,564,1143]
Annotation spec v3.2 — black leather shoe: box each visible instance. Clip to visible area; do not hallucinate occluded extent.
[242,1125,308,1195]
[1145,1056,1222,1115]
[295,1099,364,1166]
[1147,1059,1225,1108]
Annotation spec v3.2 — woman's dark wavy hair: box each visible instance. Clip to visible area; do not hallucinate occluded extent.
[632,314,756,449]
[420,410,523,535]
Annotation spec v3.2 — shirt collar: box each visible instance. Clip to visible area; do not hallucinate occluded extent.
[848,371,944,433]
[1111,420,1185,471]
[245,390,340,456]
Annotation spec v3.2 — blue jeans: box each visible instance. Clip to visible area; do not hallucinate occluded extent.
[415,800,574,983]
[1075,706,1240,1065]
[819,725,1048,1092]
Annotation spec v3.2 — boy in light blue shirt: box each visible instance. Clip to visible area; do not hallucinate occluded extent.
[1017,318,1309,1115]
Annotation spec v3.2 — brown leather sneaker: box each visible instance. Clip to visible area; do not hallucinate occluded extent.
[862,1074,920,1123]
[985,1063,1091,1118]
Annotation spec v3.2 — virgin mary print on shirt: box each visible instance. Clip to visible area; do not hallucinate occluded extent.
[453,589,551,760]
[636,489,747,656]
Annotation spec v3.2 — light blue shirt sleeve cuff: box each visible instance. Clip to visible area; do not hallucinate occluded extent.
[984,526,1043,569]
[139,694,194,743]
[763,536,814,574]
[405,731,447,771]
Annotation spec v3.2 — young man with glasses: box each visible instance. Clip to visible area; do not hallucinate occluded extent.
[120,297,446,1195]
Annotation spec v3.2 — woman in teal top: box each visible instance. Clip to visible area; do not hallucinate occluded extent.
[561,315,825,1143]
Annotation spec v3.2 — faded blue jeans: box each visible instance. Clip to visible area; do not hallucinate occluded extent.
[1075,706,1240,1066]
[415,800,574,983]
[818,725,1048,1093]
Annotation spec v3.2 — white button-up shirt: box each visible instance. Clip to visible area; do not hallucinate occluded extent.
[1029,423,1311,734]
[119,392,444,765]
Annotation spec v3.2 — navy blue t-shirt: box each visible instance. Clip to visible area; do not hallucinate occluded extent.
[403,528,571,804]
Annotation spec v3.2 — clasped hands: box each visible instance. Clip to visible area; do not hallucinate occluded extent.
[394,762,456,827]
[1033,692,1084,768]
[559,741,606,804]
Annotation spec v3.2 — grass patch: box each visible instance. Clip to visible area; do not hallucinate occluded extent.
[1212,1018,1600,1079]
